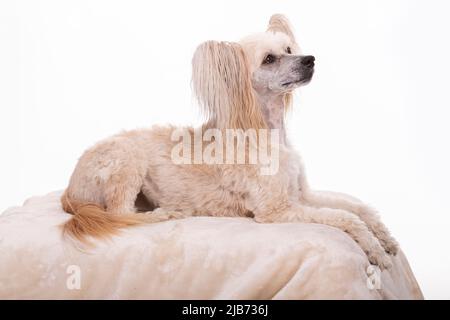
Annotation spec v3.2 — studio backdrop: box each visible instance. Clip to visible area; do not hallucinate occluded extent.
[0,0,449,299]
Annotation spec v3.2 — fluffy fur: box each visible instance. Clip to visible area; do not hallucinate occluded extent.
[62,14,398,269]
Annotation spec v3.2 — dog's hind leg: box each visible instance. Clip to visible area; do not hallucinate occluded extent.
[62,176,189,243]
[104,172,192,223]
[140,208,191,223]
[103,169,144,214]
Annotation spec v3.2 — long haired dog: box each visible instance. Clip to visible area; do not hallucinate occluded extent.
[62,14,398,269]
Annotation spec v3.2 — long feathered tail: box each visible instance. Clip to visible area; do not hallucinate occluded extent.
[61,191,170,244]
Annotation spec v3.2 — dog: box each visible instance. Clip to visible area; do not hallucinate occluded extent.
[61,14,398,270]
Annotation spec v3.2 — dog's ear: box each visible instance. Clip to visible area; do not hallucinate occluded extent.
[267,14,299,52]
[192,40,266,130]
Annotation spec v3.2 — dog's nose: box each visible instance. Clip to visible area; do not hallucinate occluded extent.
[301,55,315,68]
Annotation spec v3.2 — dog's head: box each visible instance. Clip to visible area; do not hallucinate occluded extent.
[240,14,314,95]
[192,14,313,130]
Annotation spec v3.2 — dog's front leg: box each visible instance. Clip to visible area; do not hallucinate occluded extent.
[254,203,392,270]
[300,189,399,255]
[297,171,398,255]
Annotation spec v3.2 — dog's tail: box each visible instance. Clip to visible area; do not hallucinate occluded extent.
[60,191,151,244]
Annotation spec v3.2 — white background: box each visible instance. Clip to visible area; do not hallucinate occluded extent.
[1,0,449,299]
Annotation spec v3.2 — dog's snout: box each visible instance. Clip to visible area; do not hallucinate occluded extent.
[301,55,315,68]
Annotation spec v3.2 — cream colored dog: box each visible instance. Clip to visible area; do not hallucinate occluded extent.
[62,14,398,269]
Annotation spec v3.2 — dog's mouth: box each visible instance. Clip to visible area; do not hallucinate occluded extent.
[282,79,307,87]
[282,70,314,87]
[282,77,312,87]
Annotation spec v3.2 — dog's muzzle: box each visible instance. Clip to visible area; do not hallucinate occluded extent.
[282,55,315,87]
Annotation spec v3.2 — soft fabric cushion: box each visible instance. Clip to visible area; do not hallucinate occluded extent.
[0,191,423,299]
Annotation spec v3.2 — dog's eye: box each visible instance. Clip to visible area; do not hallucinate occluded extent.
[263,54,276,64]
[286,47,292,54]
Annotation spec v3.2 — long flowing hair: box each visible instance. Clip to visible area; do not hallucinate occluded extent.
[192,40,267,130]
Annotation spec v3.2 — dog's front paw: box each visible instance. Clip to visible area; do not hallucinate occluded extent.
[379,236,399,256]
[356,205,399,256]
[367,250,392,271]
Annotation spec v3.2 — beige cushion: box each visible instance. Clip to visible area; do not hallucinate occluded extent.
[0,191,423,299]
